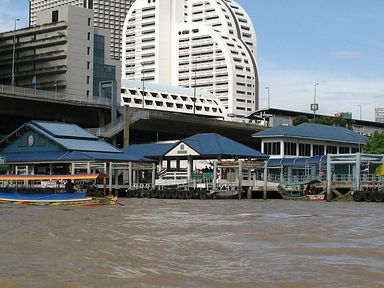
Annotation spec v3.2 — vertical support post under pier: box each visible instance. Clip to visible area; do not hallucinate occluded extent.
[263,161,268,200]
[152,163,156,190]
[238,160,242,199]
[128,162,132,190]
[108,162,113,195]
[326,154,332,202]
[213,161,217,192]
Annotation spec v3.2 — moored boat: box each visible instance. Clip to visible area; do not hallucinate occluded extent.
[278,180,325,201]
[0,174,117,206]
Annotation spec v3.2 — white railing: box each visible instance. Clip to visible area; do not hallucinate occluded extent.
[0,84,111,107]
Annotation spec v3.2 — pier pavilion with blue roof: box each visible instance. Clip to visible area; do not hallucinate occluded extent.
[124,133,269,198]
[0,120,158,194]
[252,123,367,184]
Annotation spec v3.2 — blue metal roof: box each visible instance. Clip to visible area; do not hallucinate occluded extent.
[306,155,328,164]
[27,121,120,153]
[267,156,327,167]
[267,157,309,167]
[31,121,98,140]
[123,142,177,158]
[183,133,268,159]
[252,123,366,144]
[123,134,268,159]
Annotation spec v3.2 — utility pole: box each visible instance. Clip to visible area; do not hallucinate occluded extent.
[11,18,20,91]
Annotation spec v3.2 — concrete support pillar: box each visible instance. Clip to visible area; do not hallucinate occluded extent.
[187,156,193,184]
[247,186,252,199]
[355,152,361,191]
[238,160,242,199]
[176,158,180,171]
[152,163,156,190]
[128,162,132,190]
[263,161,268,200]
[213,161,217,191]
[108,162,113,195]
[123,105,130,148]
[326,154,332,201]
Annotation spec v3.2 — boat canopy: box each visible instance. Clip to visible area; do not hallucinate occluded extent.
[0,173,107,181]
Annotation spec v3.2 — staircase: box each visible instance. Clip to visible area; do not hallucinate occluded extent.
[91,108,149,139]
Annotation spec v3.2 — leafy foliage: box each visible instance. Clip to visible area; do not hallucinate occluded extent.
[292,115,353,128]
[363,131,384,154]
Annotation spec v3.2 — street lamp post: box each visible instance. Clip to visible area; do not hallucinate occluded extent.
[265,86,271,109]
[311,82,319,119]
[11,18,20,91]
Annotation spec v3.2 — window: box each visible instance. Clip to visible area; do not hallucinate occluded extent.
[86,76,90,84]
[87,32,91,41]
[299,143,311,156]
[87,47,90,55]
[339,146,350,154]
[52,10,58,23]
[284,142,297,156]
[87,61,90,70]
[313,144,324,156]
[264,142,281,155]
[326,145,337,154]
[88,18,91,26]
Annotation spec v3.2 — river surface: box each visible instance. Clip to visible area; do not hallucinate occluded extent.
[0,199,383,288]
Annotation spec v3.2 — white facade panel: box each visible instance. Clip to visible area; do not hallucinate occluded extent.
[122,0,259,118]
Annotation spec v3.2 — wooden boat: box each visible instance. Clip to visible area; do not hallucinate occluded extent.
[0,174,117,206]
[278,180,325,201]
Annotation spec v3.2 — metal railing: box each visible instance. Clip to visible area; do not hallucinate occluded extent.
[0,84,111,107]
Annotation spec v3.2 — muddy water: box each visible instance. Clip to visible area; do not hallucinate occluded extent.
[0,199,383,288]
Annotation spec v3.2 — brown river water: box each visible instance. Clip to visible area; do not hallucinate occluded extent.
[0,199,383,288]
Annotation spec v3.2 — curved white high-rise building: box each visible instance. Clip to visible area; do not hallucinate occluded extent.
[122,0,259,117]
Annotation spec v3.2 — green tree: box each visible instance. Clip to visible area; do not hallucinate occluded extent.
[292,115,353,128]
[363,131,384,154]
[292,115,309,126]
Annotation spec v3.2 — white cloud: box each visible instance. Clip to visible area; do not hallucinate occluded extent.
[331,50,360,59]
[258,68,384,121]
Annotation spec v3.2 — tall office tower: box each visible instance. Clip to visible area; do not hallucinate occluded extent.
[29,0,134,59]
[375,108,384,124]
[122,0,259,117]
[0,5,120,97]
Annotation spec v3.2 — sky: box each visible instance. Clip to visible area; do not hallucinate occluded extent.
[1,0,383,121]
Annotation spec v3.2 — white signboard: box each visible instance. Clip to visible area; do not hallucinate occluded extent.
[0,156,5,164]
[165,143,200,157]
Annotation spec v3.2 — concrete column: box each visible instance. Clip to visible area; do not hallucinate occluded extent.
[123,105,130,148]
[355,153,361,191]
[152,163,156,190]
[238,160,242,199]
[326,154,332,201]
[213,161,217,191]
[128,162,132,190]
[263,161,268,200]
[187,156,192,184]
[108,162,113,195]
